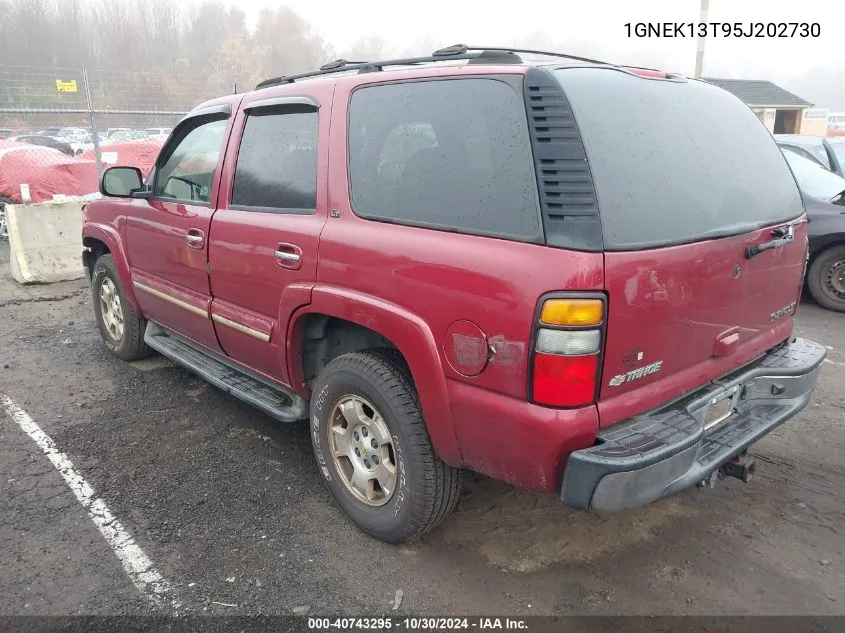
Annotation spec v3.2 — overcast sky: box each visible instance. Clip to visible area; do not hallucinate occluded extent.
[185,0,845,110]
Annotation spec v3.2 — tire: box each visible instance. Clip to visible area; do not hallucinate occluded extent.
[807,245,845,312]
[310,349,462,543]
[91,254,151,360]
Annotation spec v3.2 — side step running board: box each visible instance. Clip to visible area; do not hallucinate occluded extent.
[144,322,308,423]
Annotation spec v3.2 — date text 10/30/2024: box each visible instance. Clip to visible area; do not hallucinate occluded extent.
[308,618,529,630]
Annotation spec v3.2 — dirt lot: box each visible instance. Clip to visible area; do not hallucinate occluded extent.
[1,240,843,617]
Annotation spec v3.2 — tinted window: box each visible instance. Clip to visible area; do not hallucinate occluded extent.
[781,145,827,169]
[553,69,803,250]
[154,116,227,203]
[784,151,845,200]
[783,138,833,168]
[775,139,830,169]
[348,78,541,241]
[231,108,318,211]
[831,143,845,168]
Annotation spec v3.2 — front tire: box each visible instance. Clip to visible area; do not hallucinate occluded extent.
[310,350,462,543]
[807,245,845,312]
[91,254,151,360]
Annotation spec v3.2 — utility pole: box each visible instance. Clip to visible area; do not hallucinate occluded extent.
[83,67,103,178]
[694,0,709,79]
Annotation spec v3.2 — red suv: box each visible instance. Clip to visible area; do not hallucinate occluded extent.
[82,46,825,543]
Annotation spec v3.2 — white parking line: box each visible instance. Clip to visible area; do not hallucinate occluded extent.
[823,359,845,368]
[1,394,177,609]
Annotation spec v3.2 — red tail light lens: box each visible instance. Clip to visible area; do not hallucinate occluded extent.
[532,352,599,407]
[530,295,605,408]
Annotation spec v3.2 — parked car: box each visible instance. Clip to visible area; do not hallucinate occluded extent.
[0,140,98,204]
[782,150,845,312]
[82,46,825,543]
[102,130,149,144]
[35,127,63,137]
[56,131,97,155]
[775,134,844,177]
[79,139,165,177]
[144,127,173,139]
[776,134,843,174]
[106,127,132,138]
[57,126,89,139]
[828,112,845,130]
[827,137,845,172]
[8,134,75,156]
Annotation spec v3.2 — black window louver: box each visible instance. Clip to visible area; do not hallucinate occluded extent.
[524,67,603,251]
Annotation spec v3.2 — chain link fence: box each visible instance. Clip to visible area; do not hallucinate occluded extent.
[0,64,220,216]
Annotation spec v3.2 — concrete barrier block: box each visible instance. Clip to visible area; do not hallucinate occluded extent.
[7,202,85,284]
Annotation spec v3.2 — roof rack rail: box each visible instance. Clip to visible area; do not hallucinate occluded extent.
[320,58,368,71]
[460,46,609,66]
[255,44,610,90]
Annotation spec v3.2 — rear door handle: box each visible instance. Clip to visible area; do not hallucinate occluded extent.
[275,243,303,270]
[186,228,204,249]
[745,224,794,259]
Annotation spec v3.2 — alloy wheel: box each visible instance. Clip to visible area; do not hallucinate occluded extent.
[327,394,398,507]
[99,278,125,341]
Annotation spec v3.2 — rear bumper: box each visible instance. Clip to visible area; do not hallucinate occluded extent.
[561,337,826,511]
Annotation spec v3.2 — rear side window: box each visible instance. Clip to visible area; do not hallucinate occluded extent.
[831,143,845,168]
[553,68,803,250]
[783,151,845,200]
[231,107,318,212]
[348,78,542,242]
[781,145,826,169]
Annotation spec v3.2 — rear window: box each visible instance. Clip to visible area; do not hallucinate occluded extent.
[553,68,803,250]
[348,78,542,242]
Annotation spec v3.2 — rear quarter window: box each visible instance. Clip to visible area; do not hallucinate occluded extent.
[553,68,803,250]
[347,78,543,242]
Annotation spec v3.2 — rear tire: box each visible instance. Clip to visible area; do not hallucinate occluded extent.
[91,254,151,360]
[807,245,845,312]
[310,349,462,543]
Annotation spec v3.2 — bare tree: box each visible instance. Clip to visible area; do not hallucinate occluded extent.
[252,6,331,79]
[0,0,334,110]
[338,36,389,62]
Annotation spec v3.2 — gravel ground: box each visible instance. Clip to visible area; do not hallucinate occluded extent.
[0,240,843,617]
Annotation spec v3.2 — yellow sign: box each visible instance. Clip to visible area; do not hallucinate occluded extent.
[55,80,78,93]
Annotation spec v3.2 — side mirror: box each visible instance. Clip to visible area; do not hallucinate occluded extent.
[100,166,145,198]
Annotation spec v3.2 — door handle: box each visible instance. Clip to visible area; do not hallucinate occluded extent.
[275,243,303,270]
[186,229,204,249]
[275,250,300,263]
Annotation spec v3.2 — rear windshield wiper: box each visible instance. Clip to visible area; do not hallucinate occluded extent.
[745,223,795,259]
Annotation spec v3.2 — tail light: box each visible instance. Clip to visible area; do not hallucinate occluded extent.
[530,295,605,407]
